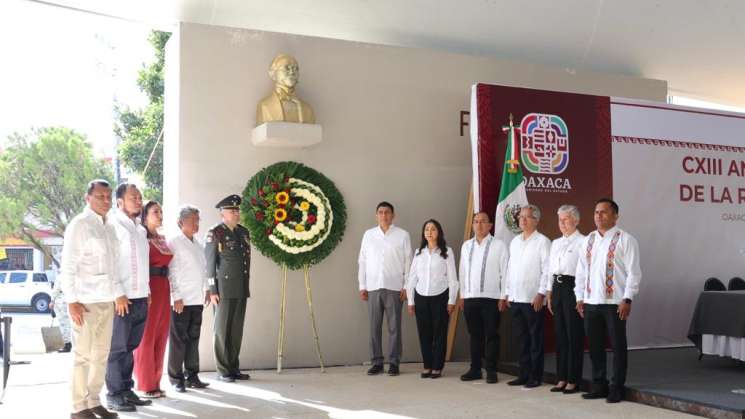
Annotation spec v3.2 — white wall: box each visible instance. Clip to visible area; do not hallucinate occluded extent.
[164,22,667,370]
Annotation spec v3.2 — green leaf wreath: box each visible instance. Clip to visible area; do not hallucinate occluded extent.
[241,161,347,270]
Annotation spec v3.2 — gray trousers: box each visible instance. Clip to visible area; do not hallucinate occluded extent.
[368,289,403,366]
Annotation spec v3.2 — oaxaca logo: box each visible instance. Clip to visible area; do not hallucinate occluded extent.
[520,113,569,174]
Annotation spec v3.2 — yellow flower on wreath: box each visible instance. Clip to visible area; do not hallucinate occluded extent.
[275,191,290,205]
[273,208,287,222]
[294,224,305,232]
[300,201,310,211]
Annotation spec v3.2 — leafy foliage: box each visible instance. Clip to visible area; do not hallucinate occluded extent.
[115,30,171,202]
[0,127,113,266]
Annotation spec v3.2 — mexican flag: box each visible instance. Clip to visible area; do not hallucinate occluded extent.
[493,115,528,244]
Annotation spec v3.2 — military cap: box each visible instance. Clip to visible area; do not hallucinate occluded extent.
[216,194,241,209]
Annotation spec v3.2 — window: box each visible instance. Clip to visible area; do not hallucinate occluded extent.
[33,273,48,283]
[9,272,27,283]
[0,272,6,284]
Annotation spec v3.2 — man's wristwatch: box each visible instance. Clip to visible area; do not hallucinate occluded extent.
[623,298,632,304]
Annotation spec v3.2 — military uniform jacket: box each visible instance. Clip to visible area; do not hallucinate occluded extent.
[205,223,251,298]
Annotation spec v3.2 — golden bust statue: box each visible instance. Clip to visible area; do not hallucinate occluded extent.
[256,54,315,125]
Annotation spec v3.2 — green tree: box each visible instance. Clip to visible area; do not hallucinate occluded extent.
[115,30,171,202]
[0,127,113,266]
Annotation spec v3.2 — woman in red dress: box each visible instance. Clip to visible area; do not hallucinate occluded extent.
[134,201,173,398]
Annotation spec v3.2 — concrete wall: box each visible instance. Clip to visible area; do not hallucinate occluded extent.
[164,22,667,370]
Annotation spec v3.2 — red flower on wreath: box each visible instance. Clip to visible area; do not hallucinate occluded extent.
[265,227,274,236]
[258,189,266,197]
[271,182,280,191]
[251,197,258,206]
[307,214,317,225]
[255,211,265,221]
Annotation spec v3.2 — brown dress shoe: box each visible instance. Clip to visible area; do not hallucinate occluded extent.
[70,409,96,419]
[90,405,119,418]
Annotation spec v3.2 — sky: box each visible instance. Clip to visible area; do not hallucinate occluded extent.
[0,0,163,158]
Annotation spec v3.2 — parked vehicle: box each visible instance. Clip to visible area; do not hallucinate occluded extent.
[0,270,53,313]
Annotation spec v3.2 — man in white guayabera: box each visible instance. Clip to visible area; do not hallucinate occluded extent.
[60,180,128,419]
[358,201,412,377]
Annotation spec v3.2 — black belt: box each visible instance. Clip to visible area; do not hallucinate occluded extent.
[553,274,575,284]
[150,266,169,277]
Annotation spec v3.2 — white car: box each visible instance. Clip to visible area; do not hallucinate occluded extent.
[0,270,53,313]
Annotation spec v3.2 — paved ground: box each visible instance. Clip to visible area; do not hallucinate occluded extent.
[2,362,696,418]
[0,312,696,418]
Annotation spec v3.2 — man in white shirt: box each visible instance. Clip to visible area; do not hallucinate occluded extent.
[105,183,152,412]
[358,202,412,376]
[458,212,509,384]
[60,180,129,419]
[167,205,211,392]
[502,205,551,388]
[575,198,642,403]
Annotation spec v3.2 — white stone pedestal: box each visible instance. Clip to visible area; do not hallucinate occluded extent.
[251,122,323,148]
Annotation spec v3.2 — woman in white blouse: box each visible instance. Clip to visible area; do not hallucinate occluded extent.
[547,205,585,394]
[406,219,458,379]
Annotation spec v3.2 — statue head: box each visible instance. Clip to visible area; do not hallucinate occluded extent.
[268,53,300,89]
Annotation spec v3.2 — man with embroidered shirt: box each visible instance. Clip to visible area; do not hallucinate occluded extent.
[358,201,412,376]
[60,180,129,419]
[458,211,509,384]
[205,194,252,382]
[575,198,642,403]
[501,205,551,388]
[106,183,152,412]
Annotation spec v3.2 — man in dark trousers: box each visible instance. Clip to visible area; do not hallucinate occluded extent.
[205,194,251,382]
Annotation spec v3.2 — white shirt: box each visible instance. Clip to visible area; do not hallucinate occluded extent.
[406,246,458,306]
[59,206,125,304]
[358,225,412,292]
[168,231,209,306]
[549,231,586,283]
[112,209,150,299]
[574,226,642,304]
[505,231,551,303]
[459,234,509,300]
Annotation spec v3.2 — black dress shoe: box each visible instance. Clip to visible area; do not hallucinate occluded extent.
[486,372,498,384]
[524,380,541,388]
[173,382,186,393]
[430,372,442,379]
[606,387,623,403]
[550,385,566,392]
[232,372,251,380]
[420,371,432,378]
[563,386,580,394]
[367,364,384,375]
[122,391,152,406]
[507,378,528,386]
[58,342,72,353]
[89,405,119,418]
[106,399,135,412]
[582,390,609,399]
[217,375,235,382]
[186,376,210,388]
[460,369,482,381]
[387,364,400,376]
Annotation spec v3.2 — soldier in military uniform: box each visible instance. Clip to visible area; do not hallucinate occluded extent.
[50,280,73,352]
[205,194,252,382]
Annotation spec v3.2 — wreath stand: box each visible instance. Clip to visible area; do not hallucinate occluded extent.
[276,264,325,373]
